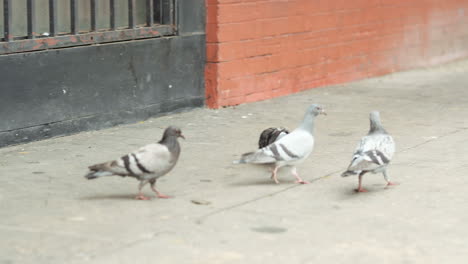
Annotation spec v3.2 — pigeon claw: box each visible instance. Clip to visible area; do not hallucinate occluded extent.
[384,181,399,189]
[157,194,172,199]
[295,180,310,184]
[355,188,368,193]
[135,195,151,200]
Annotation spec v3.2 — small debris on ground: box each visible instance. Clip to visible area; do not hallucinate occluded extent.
[191,199,211,205]
[200,179,212,182]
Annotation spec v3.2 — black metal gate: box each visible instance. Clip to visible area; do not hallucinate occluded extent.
[0,0,205,147]
[1,0,175,53]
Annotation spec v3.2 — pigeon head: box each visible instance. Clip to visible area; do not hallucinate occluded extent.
[306,104,326,116]
[163,126,185,140]
[370,111,380,121]
[299,104,325,132]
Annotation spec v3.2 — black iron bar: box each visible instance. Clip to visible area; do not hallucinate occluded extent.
[110,0,116,30]
[159,0,163,24]
[3,0,12,41]
[90,0,97,31]
[49,0,58,36]
[128,0,135,28]
[70,0,79,34]
[27,0,36,38]
[146,0,154,26]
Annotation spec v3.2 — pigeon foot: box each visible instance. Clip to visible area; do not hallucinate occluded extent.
[384,182,399,189]
[295,180,310,184]
[355,188,368,193]
[135,195,151,200]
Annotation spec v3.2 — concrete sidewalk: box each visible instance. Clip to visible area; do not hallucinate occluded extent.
[1,60,468,264]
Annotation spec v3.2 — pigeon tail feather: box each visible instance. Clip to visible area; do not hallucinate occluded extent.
[85,161,121,179]
[84,170,114,180]
[341,170,358,177]
[236,151,276,164]
[236,152,255,164]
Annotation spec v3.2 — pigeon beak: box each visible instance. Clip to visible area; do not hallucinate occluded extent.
[179,133,186,140]
[320,109,327,116]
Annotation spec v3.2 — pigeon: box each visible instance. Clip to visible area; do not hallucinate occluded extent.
[235,104,326,184]
[258,127,289,149]
[85,126,184,200]
[341,111,396,192]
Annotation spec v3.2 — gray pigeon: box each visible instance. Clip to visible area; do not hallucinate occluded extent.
[341,111,396,192]
[258,127,289,149]
[85,126,184,200]
[235,104,326,184]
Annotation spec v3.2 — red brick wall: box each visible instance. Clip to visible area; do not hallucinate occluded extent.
[206,0,468,108]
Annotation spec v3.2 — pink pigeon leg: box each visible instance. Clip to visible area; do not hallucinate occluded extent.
[383,170,399,188]
[135,181,151,200]
[291,167,309,184]
[150,180,171,198]
[355,173,368,192]
[271,166,280,184]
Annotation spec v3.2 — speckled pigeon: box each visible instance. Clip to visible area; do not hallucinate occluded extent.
[341,111,396,192]
[235,104,326,184]
[85,126,184,200]
[258,127,289,149]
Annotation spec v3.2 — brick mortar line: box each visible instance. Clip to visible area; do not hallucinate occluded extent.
[207,44,468,80]
[207,30,468,63]
[207,19,468,45]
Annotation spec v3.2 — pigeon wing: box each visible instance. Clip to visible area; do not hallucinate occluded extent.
[347,134,395,171]
[241,129,314,164]
[114,143,172,176]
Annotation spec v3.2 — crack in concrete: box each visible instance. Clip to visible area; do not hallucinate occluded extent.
[195,169,340,225]
[399,127,467,153]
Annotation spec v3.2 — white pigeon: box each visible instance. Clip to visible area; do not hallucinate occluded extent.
[85,126,184,200]
[235,104,326,184]
[341,111,396,192]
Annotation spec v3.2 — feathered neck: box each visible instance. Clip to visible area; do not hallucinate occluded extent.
[369,114,387,134]
[159,130,178,146]
[298,112,317,133]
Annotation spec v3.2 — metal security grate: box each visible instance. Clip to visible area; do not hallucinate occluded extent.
[1,0,176,54]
